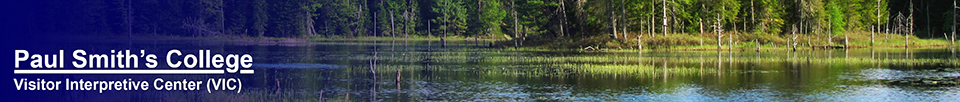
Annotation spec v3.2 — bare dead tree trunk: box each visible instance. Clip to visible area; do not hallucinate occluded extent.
[793,25,798,51]
[391,10,396,40]
[390,9,396,51]
[717,14,723,50]
[751,0,757,51]
[701,4,706,48]
[560,0,567,37]
[403,11,408,39]
[897,12,902,45]
[621,0,627,39]
[638,34,643,50]
[443,0,449,48]
[406,0,412,48]
[640,18,644,39]
[428,20,431,38]
[306,11,316,36]
[731,20,736,51]
[374,12,377,37]
[304,1,317,36]
[662,0,667,37]
[909,1,913,48]
[620,0,627,39]
[650,4,655,38]
[610,0,618,39]
[700,18,703,48]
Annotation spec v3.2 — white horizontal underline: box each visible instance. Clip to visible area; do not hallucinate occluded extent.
[13,70,254,74]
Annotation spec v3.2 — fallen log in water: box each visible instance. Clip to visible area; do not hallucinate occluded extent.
[886,76,960,86]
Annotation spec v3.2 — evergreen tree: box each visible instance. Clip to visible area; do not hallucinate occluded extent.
[432,0,467,37]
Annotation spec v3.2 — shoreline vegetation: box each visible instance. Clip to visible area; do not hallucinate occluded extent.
[50,30,957,52]
[19,0,960,53]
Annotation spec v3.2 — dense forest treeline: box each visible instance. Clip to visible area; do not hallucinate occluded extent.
[8,0,960,42]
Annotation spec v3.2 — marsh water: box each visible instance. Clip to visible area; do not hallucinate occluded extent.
[22,40,960,101]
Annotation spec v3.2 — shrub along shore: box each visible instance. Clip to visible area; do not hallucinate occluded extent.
[495,31,959,52]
